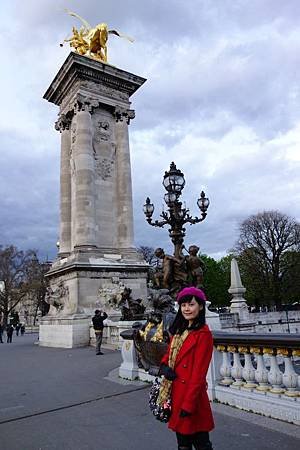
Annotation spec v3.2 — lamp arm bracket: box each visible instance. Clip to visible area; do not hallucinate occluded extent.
[147,218,168,228]
[186,215,205,225]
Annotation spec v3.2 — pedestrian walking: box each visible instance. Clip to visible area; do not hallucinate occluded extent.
[6,324,14,343]
[15,323,21,336]
[20,324,25,335]
[92,309,107,355]
[0,323,3,343]
[159,287,214,450]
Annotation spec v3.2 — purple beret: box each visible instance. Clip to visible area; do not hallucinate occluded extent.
[176,287,206,303]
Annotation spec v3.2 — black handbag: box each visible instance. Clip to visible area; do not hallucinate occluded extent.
[149,377,172,423]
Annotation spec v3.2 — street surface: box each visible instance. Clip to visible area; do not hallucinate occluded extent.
[0,334,299,450]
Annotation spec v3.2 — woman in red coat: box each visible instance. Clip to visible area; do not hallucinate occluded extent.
[159,287,214,450]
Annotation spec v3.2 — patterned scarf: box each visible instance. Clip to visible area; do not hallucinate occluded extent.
[157,329,189,406]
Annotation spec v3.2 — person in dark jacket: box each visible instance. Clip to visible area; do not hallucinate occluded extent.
[0,323,3,343]
[92,310,107,355]
[6,324,14,343]
[15,323,21,336]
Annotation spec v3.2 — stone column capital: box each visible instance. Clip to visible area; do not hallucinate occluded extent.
[114,107,135,125]
[55,113,72,132]
[74,94,99,114]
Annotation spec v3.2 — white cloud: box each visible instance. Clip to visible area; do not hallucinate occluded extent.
[0,0,300,260]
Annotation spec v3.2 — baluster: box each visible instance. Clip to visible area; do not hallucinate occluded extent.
[264,347,284,394]
[228,345,244,387]
[294,350,300,390]
[278,349,299,397]
[217,345,233,386]
[251,346,270,391]
[239,346,256,389]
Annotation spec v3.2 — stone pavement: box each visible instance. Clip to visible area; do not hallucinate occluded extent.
[0,334,299,450]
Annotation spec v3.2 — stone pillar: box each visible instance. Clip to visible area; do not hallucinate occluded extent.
[73,100,97,249]
[55,114,72,256]
[41,53,149,348]
[114,107,136,250]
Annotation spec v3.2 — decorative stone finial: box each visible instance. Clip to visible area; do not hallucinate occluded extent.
[228,258,249,322]
[228,258,246,295]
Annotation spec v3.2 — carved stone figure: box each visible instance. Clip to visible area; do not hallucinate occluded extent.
[45,282,69,315]
[119,287,146,321]
[98,283,125,311]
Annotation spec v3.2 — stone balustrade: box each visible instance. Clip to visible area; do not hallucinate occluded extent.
[210,332,300,425]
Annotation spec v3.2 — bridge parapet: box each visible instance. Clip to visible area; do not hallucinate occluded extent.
[209,332,300,425]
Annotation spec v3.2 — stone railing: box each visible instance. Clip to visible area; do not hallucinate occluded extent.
[219,313,239,328]
[209,332,300,425]
[119,329,300,424]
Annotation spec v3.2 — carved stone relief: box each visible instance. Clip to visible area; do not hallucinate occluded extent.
[55,113,72,132]
[97,282,126,311]
[74,93,99,113]
[45,281,69,316]
[92,115,116,181]
[94,120,111,142]
[94,157,114,181]
[81,80,129,102]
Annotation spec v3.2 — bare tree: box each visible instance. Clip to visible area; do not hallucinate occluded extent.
[137,246,156,265]
[26,259,51,324]
[234,211,300,309]
[137,245,158,284]
[0,246,40,326]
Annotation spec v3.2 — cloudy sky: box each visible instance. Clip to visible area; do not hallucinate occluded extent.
[0,0,300,261]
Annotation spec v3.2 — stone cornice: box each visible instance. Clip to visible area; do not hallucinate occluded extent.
[44,52,146,106]
[45,261,149,279]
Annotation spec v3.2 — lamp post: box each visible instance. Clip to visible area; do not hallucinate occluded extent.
[143,162,209,258]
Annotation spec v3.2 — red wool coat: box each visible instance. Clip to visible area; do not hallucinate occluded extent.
[161,324,214,435]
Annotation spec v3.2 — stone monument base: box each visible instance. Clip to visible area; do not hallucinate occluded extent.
[46,253,148,316]
[39,315,91,348]
[41,253,148,348]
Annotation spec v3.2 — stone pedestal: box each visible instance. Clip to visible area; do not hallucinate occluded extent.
[39,315,91,348]
[40,53,148,348]
[119,339,139,380]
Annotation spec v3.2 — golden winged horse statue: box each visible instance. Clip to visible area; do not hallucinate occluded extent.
[60,9,134,63]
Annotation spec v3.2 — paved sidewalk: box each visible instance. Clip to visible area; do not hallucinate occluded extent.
[0,334,299,450]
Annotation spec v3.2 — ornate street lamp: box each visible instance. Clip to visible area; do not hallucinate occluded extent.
[143,162,209,259]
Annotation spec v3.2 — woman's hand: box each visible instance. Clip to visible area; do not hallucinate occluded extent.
[159,364,177,381]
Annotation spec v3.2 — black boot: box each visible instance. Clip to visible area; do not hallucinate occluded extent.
[193,442,213,450]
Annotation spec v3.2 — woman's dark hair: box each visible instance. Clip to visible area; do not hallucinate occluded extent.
[169,294,206,335]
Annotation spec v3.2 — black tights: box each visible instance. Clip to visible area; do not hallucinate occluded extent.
[176,431,212,450]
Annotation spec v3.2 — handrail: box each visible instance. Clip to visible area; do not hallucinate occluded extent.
[212,331,300,349]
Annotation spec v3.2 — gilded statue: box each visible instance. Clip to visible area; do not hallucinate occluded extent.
[60,9,134,63]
